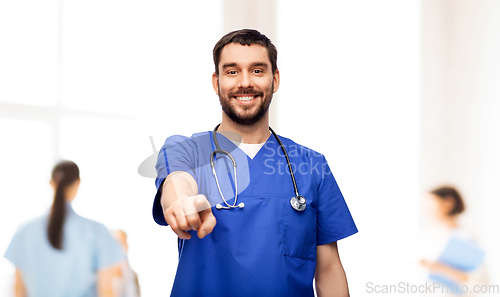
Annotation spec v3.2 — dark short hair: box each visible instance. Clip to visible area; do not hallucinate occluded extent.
[213,29,278,75]
[431,186,465,216]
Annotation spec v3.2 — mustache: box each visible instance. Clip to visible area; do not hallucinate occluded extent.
[228,89,263,97]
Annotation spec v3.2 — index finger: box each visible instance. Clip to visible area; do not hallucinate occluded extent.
[197,208,216,239]
[184,194,211,231]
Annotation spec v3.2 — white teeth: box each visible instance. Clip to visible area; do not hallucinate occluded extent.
[235,96,256,101]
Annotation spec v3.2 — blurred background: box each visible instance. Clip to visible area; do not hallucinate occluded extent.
[0,0,498,296]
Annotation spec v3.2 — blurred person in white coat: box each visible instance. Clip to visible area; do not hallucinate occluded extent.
[420,186,489,296]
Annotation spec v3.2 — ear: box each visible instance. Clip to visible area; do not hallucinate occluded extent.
[272,69,280,93]
[212,72,219,96]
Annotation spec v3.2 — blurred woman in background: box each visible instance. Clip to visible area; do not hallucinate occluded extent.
[4,160,124,297]
[420,186,489,296]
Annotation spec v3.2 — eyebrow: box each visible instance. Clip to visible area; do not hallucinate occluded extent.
[221,63,237,70]
[221,62,270,70]
[250,62,270,68]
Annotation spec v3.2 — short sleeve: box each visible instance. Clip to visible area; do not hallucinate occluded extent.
[152,135,198,226]
[4,224,28,270]
[316,156,358,245]
[94,224,124,270]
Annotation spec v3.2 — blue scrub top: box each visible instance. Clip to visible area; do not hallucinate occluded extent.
[153,131,358,297]
[4,204,124,297]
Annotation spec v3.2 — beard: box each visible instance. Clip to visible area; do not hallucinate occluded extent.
[218,82,274,126]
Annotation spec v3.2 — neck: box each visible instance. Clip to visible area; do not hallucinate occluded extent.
[438,215,459,230]
[218,114,271,144]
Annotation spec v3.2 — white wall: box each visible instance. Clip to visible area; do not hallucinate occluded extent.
[277,0,421,295]
[421,0,500,285]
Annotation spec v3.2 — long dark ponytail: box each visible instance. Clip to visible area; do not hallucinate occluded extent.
[47,160,80,250]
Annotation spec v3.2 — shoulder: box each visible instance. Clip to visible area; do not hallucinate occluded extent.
[6,215,47,259]
[14,214,47,235]
[163,131,211,145]
[158,131,212,157]
[160,131,212,153]
[72,213,108,231]
[65,211,112,239]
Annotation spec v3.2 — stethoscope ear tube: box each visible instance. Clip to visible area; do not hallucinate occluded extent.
[210,132,241,209]
[210,149,237,169]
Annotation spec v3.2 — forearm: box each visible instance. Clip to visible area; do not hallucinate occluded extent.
[431,262,469,283]
[161,171,198,210]
[97,265,121,297]
[315,262,349,297]
[421,259,469,283]
[315,242,350,297]
[97,283,114,297]
[14,269,26,297]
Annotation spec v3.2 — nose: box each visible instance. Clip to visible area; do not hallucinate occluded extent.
[237,71,254,89]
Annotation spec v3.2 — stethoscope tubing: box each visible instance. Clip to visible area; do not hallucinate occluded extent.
[210,148,240,209]
[268,127,300,198]
[211,124,306,211]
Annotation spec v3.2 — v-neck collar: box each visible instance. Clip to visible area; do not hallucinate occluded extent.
[212,131,274,160]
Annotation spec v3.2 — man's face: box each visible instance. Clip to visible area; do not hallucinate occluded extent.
[212,43,280,126]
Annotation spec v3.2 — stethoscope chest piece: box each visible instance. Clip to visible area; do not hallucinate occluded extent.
[290,195,306,212]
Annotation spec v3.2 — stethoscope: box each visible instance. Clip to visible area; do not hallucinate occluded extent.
[210,124,307,212]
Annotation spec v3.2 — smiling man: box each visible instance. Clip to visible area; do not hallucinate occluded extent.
[153,29,357,297]
[215,42,277,128]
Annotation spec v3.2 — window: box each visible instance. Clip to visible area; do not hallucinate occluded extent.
[0,1,222,296]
